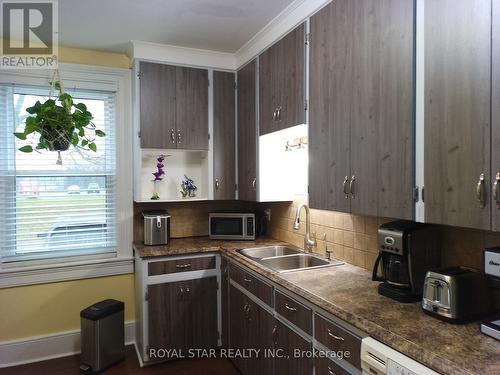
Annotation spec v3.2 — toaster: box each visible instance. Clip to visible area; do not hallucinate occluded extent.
[422,266,489,323]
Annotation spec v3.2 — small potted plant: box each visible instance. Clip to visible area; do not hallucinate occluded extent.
[14,81,105,157]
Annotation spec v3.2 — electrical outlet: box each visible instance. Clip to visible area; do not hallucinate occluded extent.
[264,208,271,222]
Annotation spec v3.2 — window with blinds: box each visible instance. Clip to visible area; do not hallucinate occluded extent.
[0,84,117,263]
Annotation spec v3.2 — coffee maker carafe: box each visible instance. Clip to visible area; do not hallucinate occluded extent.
[372,220,439,303]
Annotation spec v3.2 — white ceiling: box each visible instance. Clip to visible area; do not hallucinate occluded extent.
[58,0,296,54]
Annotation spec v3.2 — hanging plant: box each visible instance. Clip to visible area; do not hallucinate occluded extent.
[13,77,105,156]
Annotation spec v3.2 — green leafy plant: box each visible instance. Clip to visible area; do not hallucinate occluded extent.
[14,82,105,153]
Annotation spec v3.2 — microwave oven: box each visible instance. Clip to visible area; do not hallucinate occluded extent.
[209,213,255,240]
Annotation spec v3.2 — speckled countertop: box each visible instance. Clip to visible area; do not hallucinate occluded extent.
[133,237,500,375]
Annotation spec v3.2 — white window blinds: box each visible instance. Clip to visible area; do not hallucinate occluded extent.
[0,84,117,263]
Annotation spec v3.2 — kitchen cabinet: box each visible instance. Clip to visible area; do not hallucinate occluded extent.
[309,0,414,219]
[139,62,208,150]
[490,0,500,231]
[213,71,236,199]
[424,0,491,230]
[229,285,274,375]
[135,253,220,363]
[148,277,218,353]
[237,59,258,201]
[274,319,313,375]
[259,23,305,136]
[221,257,229,348]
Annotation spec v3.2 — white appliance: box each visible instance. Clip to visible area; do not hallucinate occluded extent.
[361,337,439,375]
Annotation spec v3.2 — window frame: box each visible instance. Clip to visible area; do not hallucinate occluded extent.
[0,63,133,288]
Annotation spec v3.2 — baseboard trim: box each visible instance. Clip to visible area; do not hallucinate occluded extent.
[0,321,135,368]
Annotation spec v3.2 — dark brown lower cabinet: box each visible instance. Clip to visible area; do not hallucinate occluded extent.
[229,285,274,375]
[221,257,229,348]
[314,355,350,375]
[148,277,218,357]
[274,319,313,375]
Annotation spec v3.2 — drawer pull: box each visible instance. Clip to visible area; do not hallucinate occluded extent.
[175,263,191,269]
[284,303,297,312]
[328,366,336,375]
[243,276,252,283]
[327,329,345,341]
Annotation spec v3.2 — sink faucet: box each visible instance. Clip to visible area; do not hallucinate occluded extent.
[293,203,317,253]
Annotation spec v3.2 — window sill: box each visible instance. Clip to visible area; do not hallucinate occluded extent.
[0,256,134,288]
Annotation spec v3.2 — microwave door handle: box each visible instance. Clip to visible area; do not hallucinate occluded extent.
[372,253,384,281]
[156,216,161,229]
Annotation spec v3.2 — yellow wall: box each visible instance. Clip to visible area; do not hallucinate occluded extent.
[0,47,134,342]
[0,274,135,341]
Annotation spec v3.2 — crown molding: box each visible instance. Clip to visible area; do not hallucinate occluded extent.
[234,0,330,68]
[128,40,237,70]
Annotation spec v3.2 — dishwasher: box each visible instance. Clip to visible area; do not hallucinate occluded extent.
[361,337,439,375]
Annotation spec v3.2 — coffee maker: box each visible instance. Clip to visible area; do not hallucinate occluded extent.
[372,220,440,303]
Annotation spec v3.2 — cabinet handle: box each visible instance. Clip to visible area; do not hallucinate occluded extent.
[272,108,277,121]
[243,276,252,283]
[186,287,190,293]
[494,173,500,208]
[327,366,336,375]
[170,129,175,144]
[272,325,278,345]
[215,178,220,190]
[276,106,282,121]
[349,175,356,199]
[477,173,486,208]
[284,303,297,312]
[177,130,182,144]
[343,176,350,198]
[179,287,184,298]
[327,329,345,341]
[251,178,257,191]
[175,263,191,269]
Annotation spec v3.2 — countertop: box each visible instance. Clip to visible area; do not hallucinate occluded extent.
[133,237,500,375]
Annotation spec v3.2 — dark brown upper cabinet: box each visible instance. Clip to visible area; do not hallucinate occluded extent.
[424,0,491,230]
[139,62,208,150]
[213,71,236,200]
[259,23,305,136]
[309,0,414,220]
[493,0,500,231]
[237,59,258,201]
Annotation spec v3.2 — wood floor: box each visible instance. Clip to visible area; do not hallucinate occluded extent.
[0,346,240,375]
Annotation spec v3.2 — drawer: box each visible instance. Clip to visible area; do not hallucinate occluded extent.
[230,264,273,306]
[275,290,312,335]
[314,314,361,370]
[314,355,350,375]
[148,256,216,276]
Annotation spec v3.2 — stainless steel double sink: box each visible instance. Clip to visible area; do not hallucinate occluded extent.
[237,245,343,273]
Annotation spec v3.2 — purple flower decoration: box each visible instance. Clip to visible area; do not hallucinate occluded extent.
[151,154,169,182]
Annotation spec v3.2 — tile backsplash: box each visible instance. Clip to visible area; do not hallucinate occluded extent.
[134,197,500,272]
[263,196,500,272]
[133,200,258,242]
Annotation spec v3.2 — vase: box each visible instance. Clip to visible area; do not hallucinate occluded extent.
[151,181,160,200]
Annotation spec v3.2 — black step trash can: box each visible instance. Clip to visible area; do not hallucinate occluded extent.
[80,299,125,374]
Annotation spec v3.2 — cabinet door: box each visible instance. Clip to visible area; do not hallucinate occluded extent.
[424,0,491,230]
[350,0,414,219]
[221,258,229,348]
[309,0,353,212]
[147,277,217,356]
[139,62,176,149]
[237,60,258,201]
[147,280,187,353]
[492,0,500,231]
[175,66,209,150]
[229,285,253,374]
[183,277,218,349]
[259,23,305,136]
[213,71,236,199]
[274,319,313,375]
